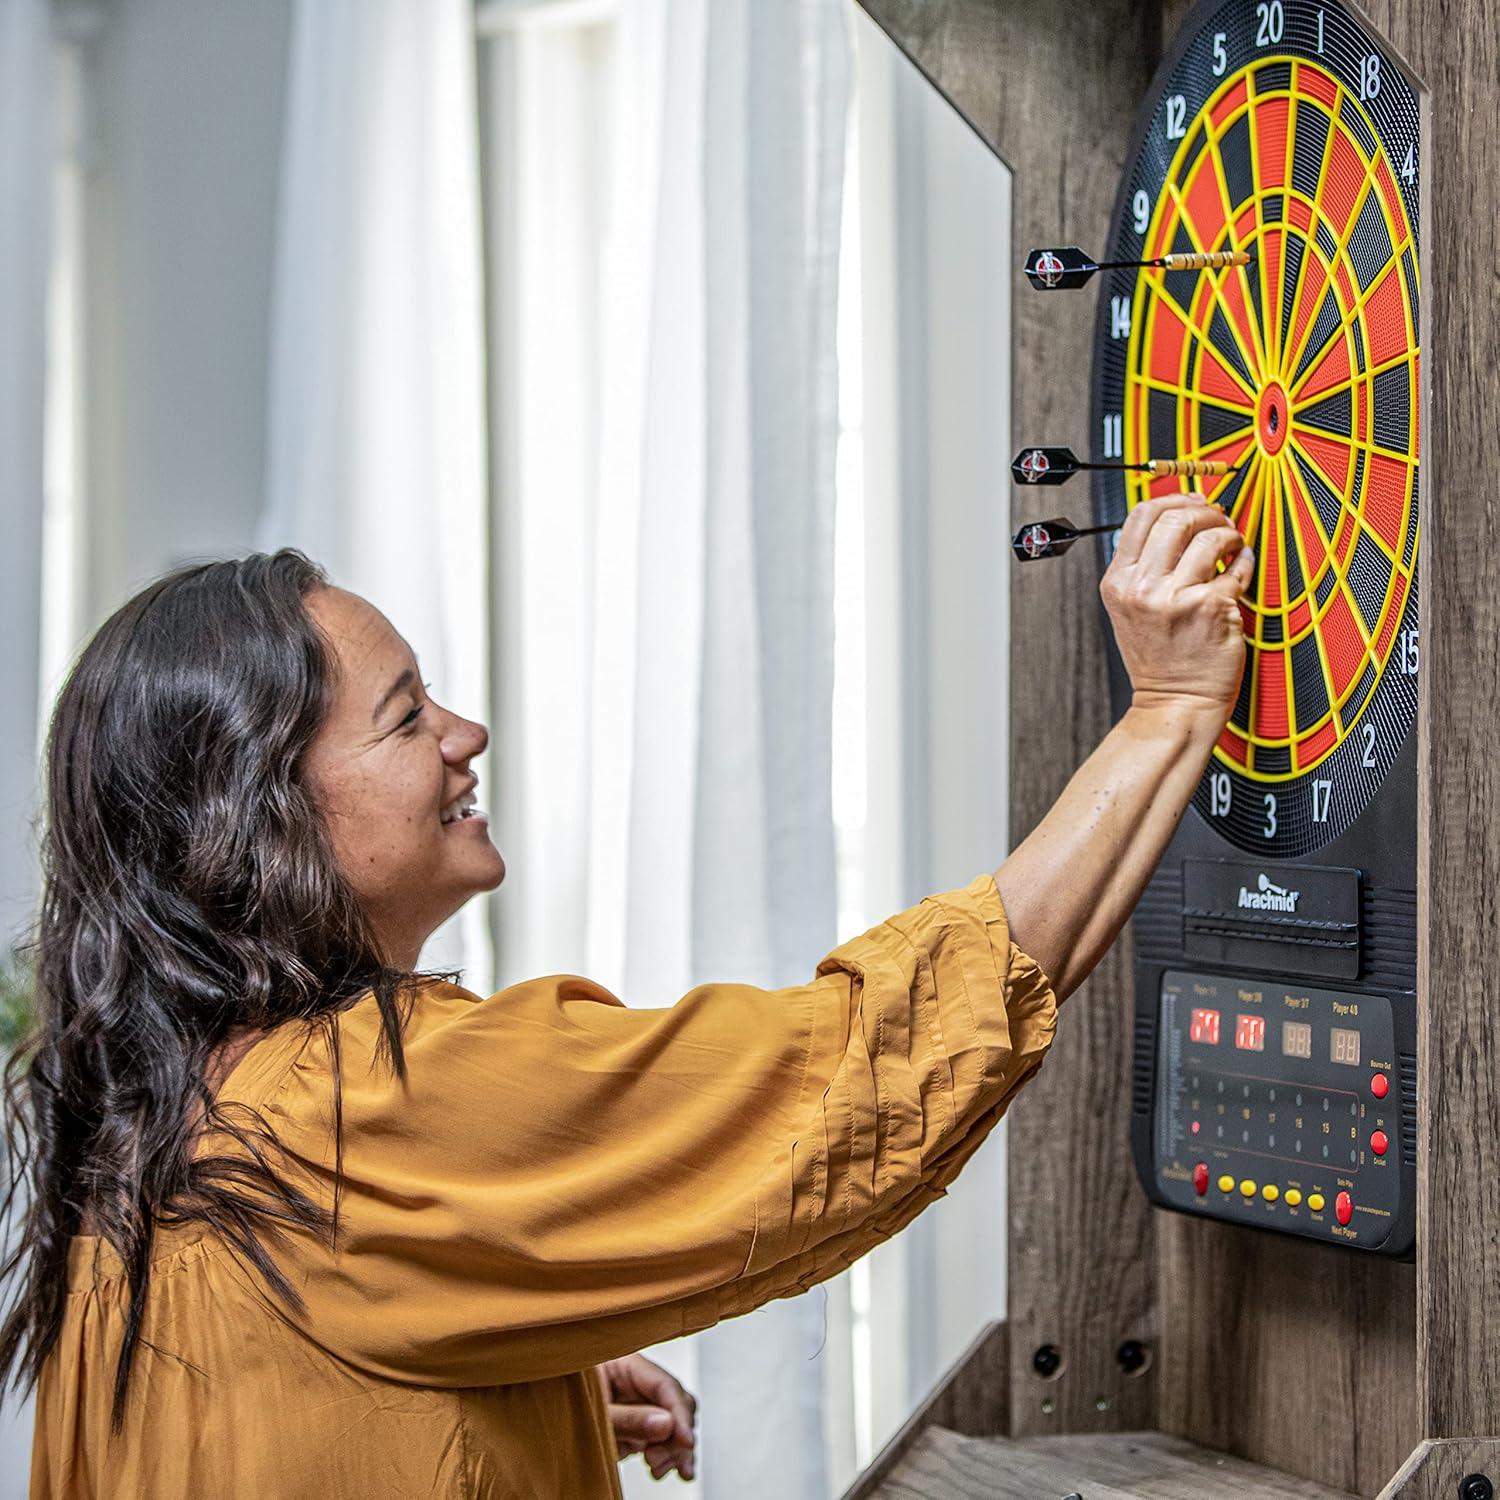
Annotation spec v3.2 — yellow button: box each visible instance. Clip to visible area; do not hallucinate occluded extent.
[1239,1179,1257,1198]
[1308,1193,1326,1212]
[1285,1189,1303,1207]
[1217,1174,1236,1193]
[1262,1184,1280,1202]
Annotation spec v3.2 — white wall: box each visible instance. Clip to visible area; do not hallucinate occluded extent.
[76,0,292,627]
[0,4,294,1490]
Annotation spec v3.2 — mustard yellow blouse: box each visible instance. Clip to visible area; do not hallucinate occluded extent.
[32,874,1055,1498]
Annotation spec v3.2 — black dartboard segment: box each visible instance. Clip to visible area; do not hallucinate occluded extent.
[1092,0,1420,859]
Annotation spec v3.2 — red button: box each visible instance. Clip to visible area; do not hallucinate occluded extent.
[1335,1191,1353,1226]
[1371,1073,1389,1099]
[1193,1162,1209,1196]
[1370,1130,1388,1156]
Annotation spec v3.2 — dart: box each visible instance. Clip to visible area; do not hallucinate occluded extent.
[1011,516,1114,561]
[1012,446,1235,486]
[1025,245,1252,291]
[1011,498,1229,563]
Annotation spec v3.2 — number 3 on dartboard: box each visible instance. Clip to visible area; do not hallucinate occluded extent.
[1262,793,1277,840]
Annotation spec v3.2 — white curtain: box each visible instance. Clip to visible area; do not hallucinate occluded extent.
[488,2,852,1494]
[257,0,492,983]
[0,0,49,958]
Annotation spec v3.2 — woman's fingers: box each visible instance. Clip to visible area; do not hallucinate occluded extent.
[612,1403,677,1448]
[628,1360,696,1445]
[645,1441,695,1481]
[1137,499,1229,577]
[1172,521,1249,588]
[1112,493,1205,566]
[1210,537,1257,598]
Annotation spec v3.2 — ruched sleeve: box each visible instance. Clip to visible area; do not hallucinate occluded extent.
[228,873,1056,1387]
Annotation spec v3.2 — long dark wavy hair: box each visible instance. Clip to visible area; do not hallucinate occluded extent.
[0,550,448,1424]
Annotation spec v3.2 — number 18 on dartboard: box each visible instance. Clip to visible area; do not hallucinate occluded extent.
[1090,0,1421,1256]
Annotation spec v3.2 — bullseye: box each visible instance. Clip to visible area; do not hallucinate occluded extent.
[1257,381,1290,457]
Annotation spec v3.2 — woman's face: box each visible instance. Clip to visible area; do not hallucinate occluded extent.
[302,586,504,967]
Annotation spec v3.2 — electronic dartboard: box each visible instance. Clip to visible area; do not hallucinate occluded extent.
[1014,0,1421,1256]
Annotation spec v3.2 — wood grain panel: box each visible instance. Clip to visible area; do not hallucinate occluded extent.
[868,1426,1358,1499]
[1380,1439,1500,1499]
[857,0,1170,1437]
[1354,0,1500,1443]
[1156,1214,1417,1495]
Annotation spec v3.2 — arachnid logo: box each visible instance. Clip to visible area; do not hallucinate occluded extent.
[1237,872,1300,913]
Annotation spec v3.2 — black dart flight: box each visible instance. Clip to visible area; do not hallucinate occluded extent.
[1024,245,1252,291]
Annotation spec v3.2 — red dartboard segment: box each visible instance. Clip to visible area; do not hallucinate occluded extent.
[1366,271,1412,366]
[1297,718,1339,769]
[1253,96,1290,190]
[1297,335,1351,402]
[1322,132,1367,235]
[1256,649,1289,739]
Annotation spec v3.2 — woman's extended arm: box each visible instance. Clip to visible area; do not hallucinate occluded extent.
[995,493,1254,1000]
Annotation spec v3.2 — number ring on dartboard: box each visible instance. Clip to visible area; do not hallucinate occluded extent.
[1092,0,1420,858]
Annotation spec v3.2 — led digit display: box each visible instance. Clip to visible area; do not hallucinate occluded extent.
[1235,1014,1266,1052]
[1330,1027,1361,1066]
[1189,1007,1221,1045]
[1282,1020,1313,1059]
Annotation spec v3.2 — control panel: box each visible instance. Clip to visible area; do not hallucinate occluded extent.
[1138,969,1414,1253]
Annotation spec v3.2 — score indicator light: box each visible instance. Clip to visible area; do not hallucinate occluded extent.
[1189,1007,1221,1045]
[1234,1014,1266,1052]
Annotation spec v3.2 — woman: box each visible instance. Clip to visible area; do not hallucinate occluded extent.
[5,494,1250,1497]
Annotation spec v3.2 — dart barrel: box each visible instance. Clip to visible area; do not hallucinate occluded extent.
[1155,249,1251,271]
[1143,459,1234,477]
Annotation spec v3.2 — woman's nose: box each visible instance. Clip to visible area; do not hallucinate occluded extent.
[441,714,489,763]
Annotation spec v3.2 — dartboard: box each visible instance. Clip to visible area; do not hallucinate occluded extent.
[1093,0,1420,858]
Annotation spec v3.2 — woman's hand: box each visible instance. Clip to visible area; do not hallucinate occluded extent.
[598,1353,697,1482]
[1100,492,1254,722]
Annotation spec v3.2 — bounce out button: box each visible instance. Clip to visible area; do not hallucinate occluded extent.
[1336,1191,1353,1226]
[1371,1072,1389,1099]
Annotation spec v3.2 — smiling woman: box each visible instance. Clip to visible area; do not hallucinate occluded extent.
[300,587,505,972]
[5,502,1253,1497]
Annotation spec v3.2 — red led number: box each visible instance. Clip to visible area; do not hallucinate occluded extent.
[1190,1008,1221,1045]
[1235,1014,1266,1052]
